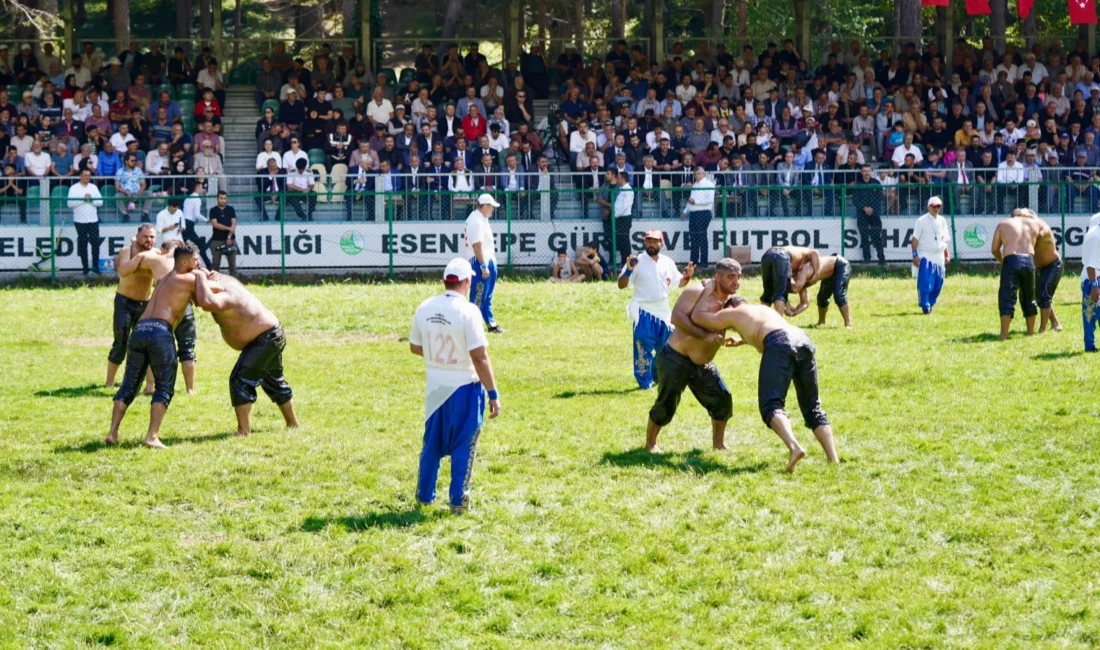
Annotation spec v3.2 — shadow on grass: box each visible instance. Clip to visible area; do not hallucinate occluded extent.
[34,383,113,398]
[952,332,1004,344]
[301,509,437,532]
[1033,350,1085,360]
[554,388,642,399]
[53,432,234,454]
[601,448,769,475]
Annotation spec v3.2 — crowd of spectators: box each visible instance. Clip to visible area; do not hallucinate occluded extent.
[0,40,226,223]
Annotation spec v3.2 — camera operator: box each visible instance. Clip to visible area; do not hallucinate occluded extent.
[209,190,239,275]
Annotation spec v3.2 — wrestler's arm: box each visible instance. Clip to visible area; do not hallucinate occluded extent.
[692,306,736,332]
[788,288,810,316]
[990,224,1003,262]
[671,282,716,340]
[117,246,144,276]
[193,271,231,311]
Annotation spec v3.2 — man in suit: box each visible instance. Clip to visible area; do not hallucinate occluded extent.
[424,152,451,219]
[947,148,975,215]
[258,158,284,221]
[416,122,438,155]
[849,165,885,265]
[774,151,802,216]
[475,153,498,193]
[608,151,634,186]
[448,138,475,171]
[499,153,527,218]
[371,158,405,221]
[804,149,834,215]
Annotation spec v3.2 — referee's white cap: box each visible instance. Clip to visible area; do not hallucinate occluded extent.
[476,193,500,207]
[443,258,474,281]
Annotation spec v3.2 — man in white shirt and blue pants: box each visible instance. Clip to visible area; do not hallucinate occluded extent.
[409,258,501,514]
[618,230,695,388]
[911,195,951,314]
[465,193,504,333]
[1080,213,1100,352]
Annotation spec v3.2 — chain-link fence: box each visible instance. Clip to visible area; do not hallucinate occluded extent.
[0,174,1093,279]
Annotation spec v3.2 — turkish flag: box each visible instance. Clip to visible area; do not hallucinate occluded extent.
[921,0,950,6]
[1070,0,1097,24]
[1019,0,1034,18]
[966,0,991,13]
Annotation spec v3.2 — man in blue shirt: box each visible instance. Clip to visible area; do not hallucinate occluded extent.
[97,141,123,177]
[147,90,182,123]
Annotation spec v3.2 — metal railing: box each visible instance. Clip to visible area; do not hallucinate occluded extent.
[1,179,1091,279]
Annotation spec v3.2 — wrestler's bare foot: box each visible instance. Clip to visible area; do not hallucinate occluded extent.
[142,387,155,395]
[785,447,806,473]
[1053,323,1063,332]
[234,430,251,437]
[646,444,663,454]
[845,324,853,330]
[143,437,167,450]
[104,433,118,446]
[187,388,196,395]
[712,443,729,451]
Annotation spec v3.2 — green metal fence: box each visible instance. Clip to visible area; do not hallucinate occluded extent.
[0,179,1091,280]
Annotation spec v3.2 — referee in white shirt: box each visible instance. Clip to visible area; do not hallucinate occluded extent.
[607,168,634,266]
[618,230,694,388]
[682,167,716,267]
[67,168,104,275]
[409,258,501,514]
[911,196,951,314]
[465,193,503,333]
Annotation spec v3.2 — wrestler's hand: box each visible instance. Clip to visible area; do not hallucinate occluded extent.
[724,337,745,347]
[684,262,696,278]
[705,331,724,345]
[488,398,501,419]
[207,270,222,282]
[1091,286,1099,303]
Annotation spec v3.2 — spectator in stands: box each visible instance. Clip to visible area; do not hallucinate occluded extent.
[0,161,27,223]
[366,88,394,126]
[280,88,306,135]
[282,136,308,173]
[167,46,193,88]
[257,158,283,221]
[25,140,51,179]
[128,73,152,114]
[197,61,226,107]
[195,87,222,118]
[286,157,316,221]
[312,56,336,93]
[140,41,167,84]
[128,108,150,150]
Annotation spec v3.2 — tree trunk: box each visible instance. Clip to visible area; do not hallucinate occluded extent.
[575,0,585,58]
[1021,4,1037,47]
[990,0,1006,52]
[442,0,466,40]
[711,0,726,37]
[75,0,86,25]
[642,0,652,44]
[819,0,832,40]
[113,0,130,55]
[175,0,192,43]
[737,0,747,49]
[895,0,921,55]
[231,0,242,70]
[611,0,624,38]
[199,0,211,42]
[536,0,547,48]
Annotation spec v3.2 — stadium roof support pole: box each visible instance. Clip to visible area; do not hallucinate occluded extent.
[63,0,74,61]
[213,0,224,65]
[505,0,520,66]
[360,0,372,75]
[793,0,810,68]
[652,1,665,64]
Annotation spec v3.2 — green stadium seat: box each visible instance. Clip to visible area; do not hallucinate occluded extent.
[4,84,21,99]
[49,184,67,220]
[380,68,397,87]
[399,68,414,83]
[176,84,197,100]
[307,148,327,166]
[181,117,196,134]
[101,185,117,215]
[228,68,252,85]
[261,99,280,118]
[178,100,196,116]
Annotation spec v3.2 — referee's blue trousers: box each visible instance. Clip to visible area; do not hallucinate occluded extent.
[470,258,498,326]
[1082,279,1100,352]
[916,258,945,314]
[634,309,673,389]
[416,382,486,510]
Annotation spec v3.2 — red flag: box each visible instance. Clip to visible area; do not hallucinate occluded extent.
[1019,0,1034,18]
[921,0,950,6]
[966,0,991,13]
[1070,0,1097,24]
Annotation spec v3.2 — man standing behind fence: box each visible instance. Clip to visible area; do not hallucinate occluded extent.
[465,193,504,334]
[683,167,715,268]
[604,168,634,266]
[68,168,104,275]
[850,165,885,267]
[209,191,238,276]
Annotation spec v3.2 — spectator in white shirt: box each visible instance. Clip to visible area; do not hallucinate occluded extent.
[24,141,52,177]
[891,133,923,167]
[109,124,137,152]
[156,198,184,242]
[365,88,395,125]
[996,151,1026,212]
[568,121,597,155]
[281,137,308,172]
[286,158,316,221]
[64,55,92,88]
[67,169,104,275]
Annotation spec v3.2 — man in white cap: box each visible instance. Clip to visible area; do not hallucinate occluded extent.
[465,193,504,333]
[910,195,951,314]
[409,258,501,514]
[617,229,695,389]
[1080,213,1100,352]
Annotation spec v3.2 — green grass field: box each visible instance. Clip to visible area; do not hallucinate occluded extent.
[1,273,1098,648]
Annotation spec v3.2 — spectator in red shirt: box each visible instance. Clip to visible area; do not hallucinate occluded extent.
[462,104,487,144]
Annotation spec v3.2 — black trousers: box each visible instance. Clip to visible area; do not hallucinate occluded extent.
[75,221,102,274]
[182,222,212,267]
[109,293,149,365]
[603,214,632,266]
[1036,258,1064,310]
[113,319,178,407]
[687,209,712,266]
[758,328,829,430]
[648,345,732,426]
[856,212,885,264]
[230,325,293,407]
[817,256,851,309]
[999,254,1038,319]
